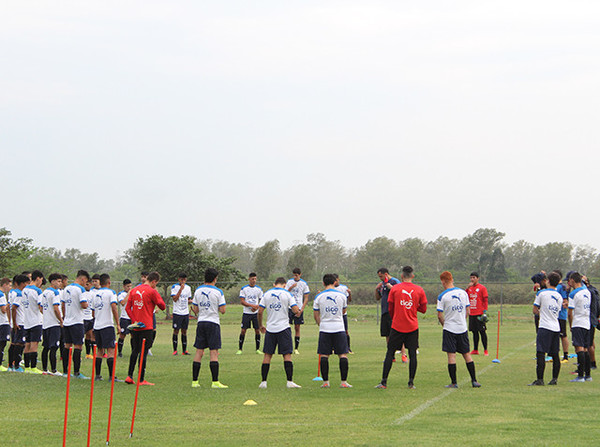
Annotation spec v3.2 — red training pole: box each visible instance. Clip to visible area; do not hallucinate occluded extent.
[106,341,118,445]
[63,347,73,447]
[493,310,501,363]
[87,344,97,447]
[129,338,146,438]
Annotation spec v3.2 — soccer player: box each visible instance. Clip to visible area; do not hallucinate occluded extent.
[466,272,489,356]
[553,270,571,363]
[568,272,592,382]
[191,268,228,388]
[84,274,100,359]
[376,266,427,389]
[22,270,45,374]
[375,268,404,362]
[334,274,353,354]
[117,279,132,357]
[8,274,29,371]
[90,274,120,381]
[582,276,599,369]
[529,271,562,386]
[0,277,11,371]
[125,271,165,386]
[286,268,310,354]
[314,274,352,388]
[61,270,91,378]
[237,272,263,355]
[41,273,64,375]
[437,271,481,388]
[257,277,301,389]
[171,272,192,356]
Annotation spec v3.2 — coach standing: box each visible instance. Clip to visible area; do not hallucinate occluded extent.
[375,268,402,360]
[466,272,489,356]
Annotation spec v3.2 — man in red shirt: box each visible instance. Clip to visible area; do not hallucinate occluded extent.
[125,271,166,385]
[375,266,427,389]
[466,272,489,356]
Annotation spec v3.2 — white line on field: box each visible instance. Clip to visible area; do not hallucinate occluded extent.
[393,340,535,425]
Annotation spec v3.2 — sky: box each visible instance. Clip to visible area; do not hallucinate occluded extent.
[2,1,599,259]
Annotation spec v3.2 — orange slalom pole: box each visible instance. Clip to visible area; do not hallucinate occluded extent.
[129,338,146,438]
[493,310,501,363]
[106,341,118,445]
[87,344,97,447]
[312,354,323,381]
[63,347,73,447]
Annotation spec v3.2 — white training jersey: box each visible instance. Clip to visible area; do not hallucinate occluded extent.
[22,285,44,329]
[259,288,297,333]
[534,289,562,332]
[193,285,226,325]
[9,289,25,327]
[335,284,350,298]
[171,284,192,316]
[286,278,310,309]
[91,288,118,330]
[118,291,130,319]
[240,285,264,315]
[41,288,62,329]
[0,291,9,326]
[313,288,347,333]
[82,290,96,320]
[61,283,88,326]
[437,287,470,334]
[569,286,591,330]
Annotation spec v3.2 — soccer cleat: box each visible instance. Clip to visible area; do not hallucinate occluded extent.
[374,383,387,389]
[74,372,89,379]
[320,382,330,388]
[191,381,200,388]
[408,383,416,389]
[235,350,243,355]
[14,367,25,373]
[445,383,458,388]
[392,358,396,363]
[172,351,178,356]
[401,354,408,363]
[348,350,354,354]
[125,376,135,384]
[147,349,153,356]
[0,365,8,372]
[561,358,569,364]
[258,381,267,389]
[183,351,190,356]
[42,370,50,375]
[127,321,146,331]
[7,367,14,372]
[211,381,228,389]
[118,353,123,358]
[29,368,43,375]
[548,378,558,385]
[340,382,353,388]
[294,349,300,355]
[85,354,93,360]
[585,376,593,382]
[528,379,544,386]
[472,381,482,388]
[95,375,103,381]
[113,377,125,383]
[484,350,489,356]
[569,377,585,383]
[103,354,108,359]
[256,350,263,355]
[139,380,155,386]
[470,350,479,355]
[287,381,302,388]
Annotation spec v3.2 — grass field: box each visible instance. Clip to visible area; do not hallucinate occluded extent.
[1,304,599,446]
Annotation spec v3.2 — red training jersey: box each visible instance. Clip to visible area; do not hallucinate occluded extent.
[466,283,488,315]
[387,282,427,333]
[126,284,166,330]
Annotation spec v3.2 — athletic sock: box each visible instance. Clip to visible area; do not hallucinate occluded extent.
[448,363,457,384]
[551,353,560,379]
[473,331,480,351]
[193,361,201,381]
[182,335,187,352]
[592,361,597,368]
[172,334,178,352]
[408,349,418,382]
[24,352,31,368]
[340,357,349,381]
[466,360,477,382]
[481,331,488,350]
[73,349,81,375]
[320,356,329,381]
[238,334,245,350]
[563,351,569,361]
[584,351,591,376]
[8,344,14,368]
[85,339,91,355]
[382,348,395,384]
[284,361,293,381]
[95,357,102,377]
[118,339,124,355]
[16,345,24,367]
[107,357,114,378]
[295,336,300,350]
[31,352,38,369]
[49,347,58,372]
[536,352,545,380]
[209,361,219,382]
[62,348,69,373]
[255,334,260,351]
[42,347,49,371]
[261,362,270,381]
[577,351,585,377]
[0,340,6,366]
[347,335,351,351]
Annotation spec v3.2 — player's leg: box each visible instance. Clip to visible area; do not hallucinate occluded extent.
[319,354,330,385]
[261,353,273,383]
[127,330,141,383]
[48,327,60,374]
[209,349,226,387]
[446,352,457,386]
[172,327,180,355]
[237,324,247,354]
[94,329,102,379]
[252,316,261,353]
[138,330,153,383]
[282,353,296,383]
[378,330,400,388]
[480,327,489,355]
[588,327,596,370]
[343,314,352,354]
[470,315,479,354]
[259,330,276,388]
[192,348,204,386]
[41,330,49,373]
[560,320,569,362]
[406,331,419,388]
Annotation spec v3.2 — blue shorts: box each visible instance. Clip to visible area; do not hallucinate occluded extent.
[25,325,42,343]
[289,309,304,325]
[63,324,85,346]
[119,318,131,335]
[194,321,221,350]
[317,331,349,355]
[42,326,61,348]
[241,314,259,330]
[442,330,470,354]
[263,328,293,355]
[11,326,26,344]
[172,314,189,330]
[94,327,116,349]
[572,327,590,348]
[536,328,560,354]
[0,324,10,342]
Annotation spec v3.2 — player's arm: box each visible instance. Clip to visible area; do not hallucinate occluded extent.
[192,303,199,315]
[347,288,352,303]
[313,309,321,325]
[437,310,445,326]
[61,302,66,318]
[172,286,183,302]
[153,290,166,311]
[0,304,6,314]
[375,284,381,301]
[81,299,88,309]
[11,305,18,326]
[292,303,301,317]
[532,305,540,316]
[53,304,63,326]
[110,302,121,333]
[417,291,427,314]
[240,296,257,311]
[301,293,309,313]
[257,306,266,334]
[568,308,573,328]
[218,293,226,315]
[387,290,395,316]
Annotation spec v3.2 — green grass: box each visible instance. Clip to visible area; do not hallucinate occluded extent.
[1,305,599,446]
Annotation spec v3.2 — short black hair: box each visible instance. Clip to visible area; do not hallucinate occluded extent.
[333,273,339,279]
[77,270,90,280]
[377,268,389,275]
[1,277,11,286]
[91,274,101,281]
[249,272,257,278]
[205,268,218,283]
[178,272,187,279]
[61,274,69,281]
[21,271,31,276]
[31,270,44,281]
[570,272,582,284]
[140,271,149,277]
[470,272,479,278]
[548,272,561,287]
[401,266,414,278]
[123,279,132,286]
[147,271,161,283]
[14,274,29,286]
[552,269,563,279]
[323,274,336,286]
[292,268,301,275]
[274,277,286,286]
[48,273,62,283]
[99,273,110,286]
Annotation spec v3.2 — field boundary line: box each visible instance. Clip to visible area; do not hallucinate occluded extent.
[393,339,535,425]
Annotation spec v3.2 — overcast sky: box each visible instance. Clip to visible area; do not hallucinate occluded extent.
[2,1,599,259]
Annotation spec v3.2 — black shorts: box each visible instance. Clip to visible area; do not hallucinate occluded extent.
[317,331,349,355]
[130,329,154,352]
[172,314,190,330]
[289,309,304,325]
[119,318,131,335]
[25,325,42,343]
[94,327,116,349]
[84,319,94,333]
[380,312,392,337]
[559,319,568,338]
[63,324,85,346]
[571,327,590,348]
[0,324,11,342]
[42,326,61,348]
[388,328,419,352]
[343,314,349,332]
[11,325,26,344]
[442,330,471,354]
[263,328,293,355]
[194,321,222,350]
[469,315,487,332]
[536,328,560,354]
[241,313,259,330]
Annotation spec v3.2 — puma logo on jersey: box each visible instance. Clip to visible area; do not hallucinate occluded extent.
[326,296,337,304]
[402,290,414,299]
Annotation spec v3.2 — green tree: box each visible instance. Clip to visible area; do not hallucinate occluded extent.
[254,240,281,280]
[0,228,33,275]
[531,242,573,273]
[353,237,401,279]
[286,244,315,279]
[504,240,536,278]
